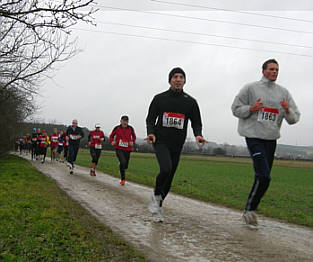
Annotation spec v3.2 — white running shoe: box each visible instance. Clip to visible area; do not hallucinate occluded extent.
[148,194,162,214]
[152,208,164,223]
[242,210,258,226]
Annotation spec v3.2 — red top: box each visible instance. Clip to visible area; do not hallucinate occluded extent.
[39,135,49,148]
[49,133,59,147]
[88,130,105,149]
[109,125,136,151]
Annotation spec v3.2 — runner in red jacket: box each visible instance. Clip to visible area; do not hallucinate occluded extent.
[88,124,105,176]
[109,115,136,185]
[49,128,59,162]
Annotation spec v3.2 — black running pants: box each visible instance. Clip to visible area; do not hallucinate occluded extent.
[68,143,79,164]
[245,137,276,211]
[153,143,182,201]
[90,147,101,165]
[115,149,131,180]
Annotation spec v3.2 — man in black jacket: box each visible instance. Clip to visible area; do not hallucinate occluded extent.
[146,67,206,222]
[66,119,84,174]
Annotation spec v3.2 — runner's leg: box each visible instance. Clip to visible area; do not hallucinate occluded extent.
[154,143,172,200]
[68,144,74,165]
[162,147,182,200]
[116,149,127,180]
[72,144,79,163]
[245,138,274,211]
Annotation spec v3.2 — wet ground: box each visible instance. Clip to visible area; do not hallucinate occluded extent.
[24,156,313,262]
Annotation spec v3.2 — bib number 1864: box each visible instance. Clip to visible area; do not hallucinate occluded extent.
[163,112,185,129]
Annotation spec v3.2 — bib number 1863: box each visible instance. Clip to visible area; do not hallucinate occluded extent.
[258,107,279,123]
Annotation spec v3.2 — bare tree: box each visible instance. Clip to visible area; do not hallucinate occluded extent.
[0,0,96,92]
[0,0,96,156]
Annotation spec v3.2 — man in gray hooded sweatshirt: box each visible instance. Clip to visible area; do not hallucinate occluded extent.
[231,59,300,226]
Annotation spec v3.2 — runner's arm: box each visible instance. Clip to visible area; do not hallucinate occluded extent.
[146,96,159,136]
[88,133,91,145]
[231,85,252,119]
[190,100,203,138]
[283,90,300,125]
[109,128,116,144]
[65,127,70,141]
[131,127,136,143]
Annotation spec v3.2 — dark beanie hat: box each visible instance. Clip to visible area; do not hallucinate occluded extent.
[168,67,186,83]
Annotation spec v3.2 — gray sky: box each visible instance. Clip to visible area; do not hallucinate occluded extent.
[33,0,313,146]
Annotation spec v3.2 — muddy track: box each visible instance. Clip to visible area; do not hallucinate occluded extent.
[22,155,313,262]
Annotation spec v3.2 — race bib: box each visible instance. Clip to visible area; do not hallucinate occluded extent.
[163,112,185,129]
[70,134,78,140]
[119,140,129,147]
[32,138,37,142]
[258,107,279,123]
[58,142,63,146]
[95,143,102,149]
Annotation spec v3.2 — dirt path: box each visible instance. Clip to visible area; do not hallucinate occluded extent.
[24,156,313,262]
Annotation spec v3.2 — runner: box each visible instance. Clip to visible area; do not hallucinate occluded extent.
[38,129,50,163]
[18,135,24,155]
[88,124,105,176]
[30,128,38,160]
[66,119,84,174]
[56,130,65,162]
[14,137,19,152]
[23,135,28,154]
[145,67,206,222]
[49,128,59,162]
[35,128,42,160]
[109,116,136,185]
[231,59,300,226]
[26,133,32,154]
[63,131,69,162]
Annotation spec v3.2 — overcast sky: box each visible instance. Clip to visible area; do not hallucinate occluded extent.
[32,0,313,146]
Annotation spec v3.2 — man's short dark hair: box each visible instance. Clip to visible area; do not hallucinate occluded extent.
[262,59,278,70]
[121,115,129,121]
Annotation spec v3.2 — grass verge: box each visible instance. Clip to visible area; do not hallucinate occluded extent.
[76,150,313,227]
[0,155,148,262]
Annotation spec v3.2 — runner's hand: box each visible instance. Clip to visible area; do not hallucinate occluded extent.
[280,98,290,114]
[196,136,207,147]
[111,141,116,146]
[129,141,134,147]
[145,134,156,144]
[249,98,263,112]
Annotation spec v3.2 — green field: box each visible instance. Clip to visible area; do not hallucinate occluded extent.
[0,155,148,261]
[76,150,313,227]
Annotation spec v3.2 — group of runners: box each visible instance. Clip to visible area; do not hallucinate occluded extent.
[16,128,69,163]
[17,59,300,225]
[146,60,299,224]
[64,117,136,180]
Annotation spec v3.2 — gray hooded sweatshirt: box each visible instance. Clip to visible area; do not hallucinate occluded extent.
[231,76,300,140]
